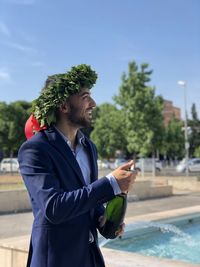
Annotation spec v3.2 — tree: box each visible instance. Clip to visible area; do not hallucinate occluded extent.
[188,103,200,157]
[194,146,200,157]
[90,103,127,159]
[163,118,185,159]
[0,101,31,157]
[114,61,165,158]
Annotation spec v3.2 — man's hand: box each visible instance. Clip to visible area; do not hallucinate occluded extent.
[99,215,125,237]
[115,222,125,237]
[111,160,137,193]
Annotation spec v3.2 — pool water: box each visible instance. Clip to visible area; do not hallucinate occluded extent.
[104,219,200,264]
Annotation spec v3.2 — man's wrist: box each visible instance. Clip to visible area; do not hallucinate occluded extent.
[106,173,122,195]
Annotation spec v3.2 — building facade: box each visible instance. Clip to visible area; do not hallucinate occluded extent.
[162,100,181,126]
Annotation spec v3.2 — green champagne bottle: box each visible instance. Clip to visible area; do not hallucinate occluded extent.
[101,193,127,239]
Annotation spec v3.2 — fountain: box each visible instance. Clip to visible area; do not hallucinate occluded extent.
[99,219,200,264]
[99,220,192,247]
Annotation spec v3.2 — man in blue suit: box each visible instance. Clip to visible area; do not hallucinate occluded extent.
[18,64,136,267]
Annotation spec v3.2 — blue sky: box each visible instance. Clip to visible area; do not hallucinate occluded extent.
[0,0,199,118]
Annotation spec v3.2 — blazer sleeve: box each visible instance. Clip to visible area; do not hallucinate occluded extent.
[18,140,115,224]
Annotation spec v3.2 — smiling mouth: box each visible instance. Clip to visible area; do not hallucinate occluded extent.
[87,109,93,116]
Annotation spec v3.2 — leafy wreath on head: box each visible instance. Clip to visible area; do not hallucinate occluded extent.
[32,64,98,127]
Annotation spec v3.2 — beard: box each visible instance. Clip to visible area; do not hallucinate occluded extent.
[67,103,92,128]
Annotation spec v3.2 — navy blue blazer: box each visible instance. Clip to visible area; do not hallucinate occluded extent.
[18,127,115,267]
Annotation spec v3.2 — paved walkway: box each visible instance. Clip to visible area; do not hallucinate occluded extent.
[126,191,200,216]
[1,191,200,239]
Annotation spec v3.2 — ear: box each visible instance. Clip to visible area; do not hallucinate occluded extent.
[59,102,69,113]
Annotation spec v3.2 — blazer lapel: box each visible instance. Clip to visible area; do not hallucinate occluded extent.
[43,127,86,186]
[84,137,98,182]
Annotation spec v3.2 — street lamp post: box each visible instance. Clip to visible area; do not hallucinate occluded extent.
[177,80,189,176]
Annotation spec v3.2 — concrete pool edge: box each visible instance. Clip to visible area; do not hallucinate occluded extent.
[101,247,199,267]
[102,205,200,267]
[1,206,200,267]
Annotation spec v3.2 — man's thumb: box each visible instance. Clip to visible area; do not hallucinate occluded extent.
[119,160,134,170]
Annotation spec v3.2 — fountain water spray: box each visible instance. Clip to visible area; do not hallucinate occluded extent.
[99,220,192,247]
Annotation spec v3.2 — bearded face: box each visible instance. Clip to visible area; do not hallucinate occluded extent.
[64,89,96,128]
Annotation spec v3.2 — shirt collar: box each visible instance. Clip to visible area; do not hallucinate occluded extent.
[77,131,86,146]
[54,126,86,148]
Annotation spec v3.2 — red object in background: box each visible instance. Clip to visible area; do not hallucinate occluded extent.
[24,114,47,139]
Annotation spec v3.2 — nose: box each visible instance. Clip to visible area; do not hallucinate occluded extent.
[90,96,96,108]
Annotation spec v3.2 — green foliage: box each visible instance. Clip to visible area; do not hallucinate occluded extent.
[188,103,200,157]
[0,101,31,156]
[91,103,127,159]
[33,64,98,127]
[194,147,200,158]
[114,61,164,157]
[191,103,199,121]
[163,118,185,159]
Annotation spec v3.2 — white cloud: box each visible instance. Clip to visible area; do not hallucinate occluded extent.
[0,70,11,81]
[5,0,35,5]
[5,41,36,53]
[0,21,11,37]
